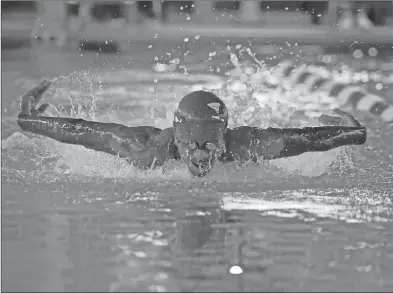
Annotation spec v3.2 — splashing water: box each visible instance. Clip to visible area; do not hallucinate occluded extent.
[1,49,355,182]
[2,41,393,293]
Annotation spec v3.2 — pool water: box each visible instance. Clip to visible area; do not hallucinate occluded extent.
[2,45,393,292]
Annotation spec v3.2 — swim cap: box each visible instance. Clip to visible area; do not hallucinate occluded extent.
[174,91,228,127]
[173,91,228,148]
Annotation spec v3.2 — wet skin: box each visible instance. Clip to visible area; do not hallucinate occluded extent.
[176,140,221,177]
[17,80,367,178]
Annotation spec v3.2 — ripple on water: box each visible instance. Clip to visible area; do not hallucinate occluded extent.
[2,48,393,291]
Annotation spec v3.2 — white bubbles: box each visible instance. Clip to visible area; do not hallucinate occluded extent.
[376,83,383,90]
[359,71,369,83]
[170,58,180,65]
[369,71,381,82]
[352,49,364,59]
[368,47,378,57]
[152,63,170,74]
[321,55,333,64]
[227,81,247,93]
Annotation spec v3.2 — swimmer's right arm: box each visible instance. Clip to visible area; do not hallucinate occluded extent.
[16,80,174,164]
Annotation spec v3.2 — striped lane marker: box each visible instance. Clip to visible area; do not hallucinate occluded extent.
[309,77,330,92]
[336,86,366,105]
[277,62,393,123]
[301,74,322,91]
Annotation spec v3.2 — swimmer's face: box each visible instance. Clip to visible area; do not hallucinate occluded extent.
[174,122,226,177]
[177,140,220,177]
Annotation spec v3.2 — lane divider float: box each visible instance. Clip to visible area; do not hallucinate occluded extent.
[276,61,393,123]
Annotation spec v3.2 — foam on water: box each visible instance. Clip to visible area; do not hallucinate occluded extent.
[221,187,393,223]
[1,51,354,182]
[3,40,393,293]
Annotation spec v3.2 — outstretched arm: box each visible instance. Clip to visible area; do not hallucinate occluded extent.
[16,80,175,168]
[226,109,366,161]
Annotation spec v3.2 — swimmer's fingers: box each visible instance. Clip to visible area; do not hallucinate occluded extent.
[30,103,50,117]
[18,97,49,118]
[319,109,362,127]
[333,108,352,117]
[319,114,342,126]
[37,103,50,114]
[21,79,51,104]
[18,80,52,118]
[18,96,36,117]
[332,108,361,127]
[30,104,49,117]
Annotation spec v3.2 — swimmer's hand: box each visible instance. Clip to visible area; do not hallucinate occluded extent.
[319,109,362,127]
[18,79,51,118]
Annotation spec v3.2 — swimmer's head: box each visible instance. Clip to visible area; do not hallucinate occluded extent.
[173,91,228,177]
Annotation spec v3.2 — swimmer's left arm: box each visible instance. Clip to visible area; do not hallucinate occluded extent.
[229,109,367,160]
[262,124,367,159]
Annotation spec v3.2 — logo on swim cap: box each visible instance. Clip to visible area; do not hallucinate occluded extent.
[207,103,221,115]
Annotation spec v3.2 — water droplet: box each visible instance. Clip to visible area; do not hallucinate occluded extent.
[229,265,243,275]
[353,49,364,59]
[368,47,378,57]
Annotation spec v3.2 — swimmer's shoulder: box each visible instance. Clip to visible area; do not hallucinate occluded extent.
[220,126,273,162]
[122,126,179,160]
[123,125,172,142]
[150,127,180,160]
[131,126,175,146]
[121,126,179,167]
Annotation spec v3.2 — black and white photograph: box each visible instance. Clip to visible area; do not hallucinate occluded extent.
[1,0,393,291]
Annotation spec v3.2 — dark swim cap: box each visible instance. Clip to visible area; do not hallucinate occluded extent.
[174,91,228,127]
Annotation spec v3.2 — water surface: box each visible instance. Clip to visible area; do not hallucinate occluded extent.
[2,45,393,292]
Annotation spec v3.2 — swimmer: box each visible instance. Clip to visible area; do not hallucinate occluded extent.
[17,80,367,177]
